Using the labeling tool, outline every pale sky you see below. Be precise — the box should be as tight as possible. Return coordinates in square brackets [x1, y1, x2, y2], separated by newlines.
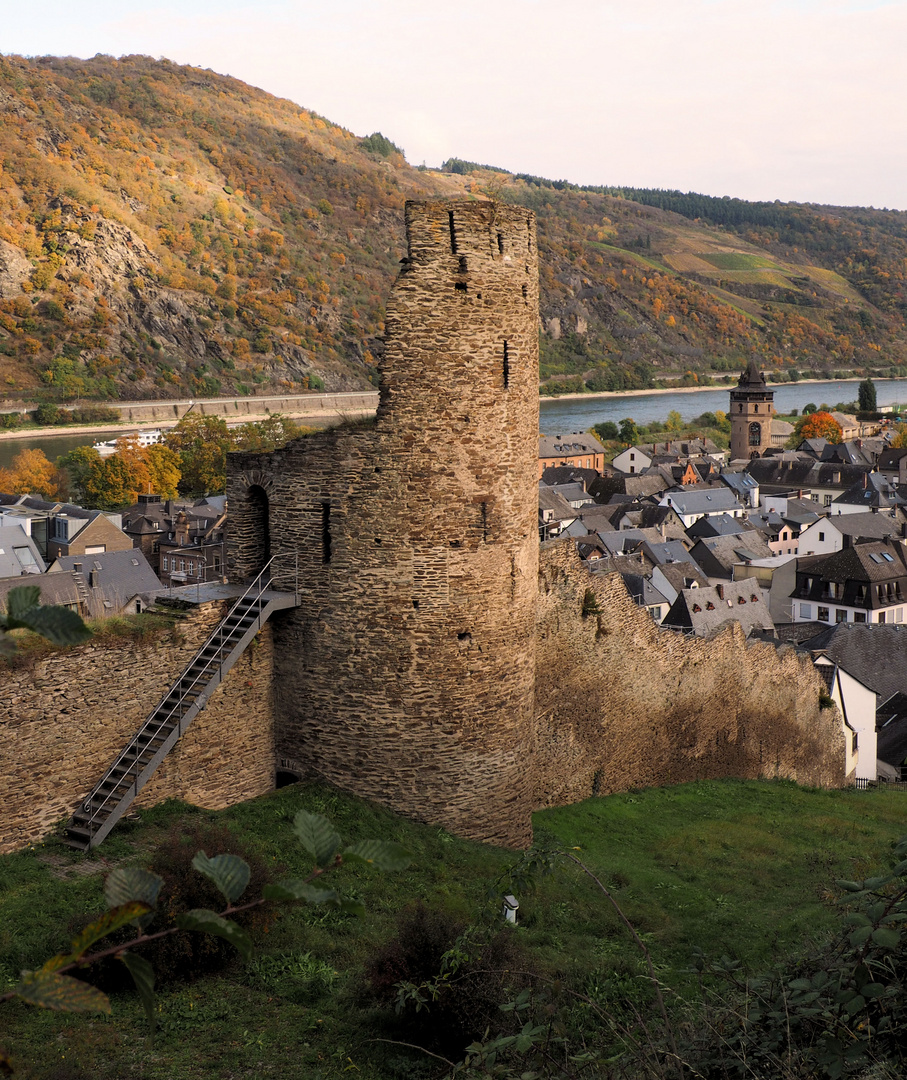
[4, 0, 906, 209]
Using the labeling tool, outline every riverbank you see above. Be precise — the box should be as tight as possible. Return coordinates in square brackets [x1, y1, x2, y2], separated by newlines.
[540, 374, 873, 406]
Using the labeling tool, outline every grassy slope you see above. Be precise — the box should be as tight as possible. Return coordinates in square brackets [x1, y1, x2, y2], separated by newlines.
[2, 779, 906, 1079]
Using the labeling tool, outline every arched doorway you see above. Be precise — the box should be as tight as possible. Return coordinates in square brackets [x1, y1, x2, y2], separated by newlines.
[246, 483, 270, 575]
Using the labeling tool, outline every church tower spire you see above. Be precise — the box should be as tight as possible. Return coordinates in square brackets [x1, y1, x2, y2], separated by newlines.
[729, 359, 774, 459]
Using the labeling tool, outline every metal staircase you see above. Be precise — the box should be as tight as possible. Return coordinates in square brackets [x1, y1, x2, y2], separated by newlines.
[65, 561, 299, 851]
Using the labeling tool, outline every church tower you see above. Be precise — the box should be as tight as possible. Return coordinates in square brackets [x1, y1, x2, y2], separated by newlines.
[729, 359, 774, 459]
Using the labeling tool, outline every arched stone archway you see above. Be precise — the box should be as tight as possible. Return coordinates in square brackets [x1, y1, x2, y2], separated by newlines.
[228, 471, 274, 581]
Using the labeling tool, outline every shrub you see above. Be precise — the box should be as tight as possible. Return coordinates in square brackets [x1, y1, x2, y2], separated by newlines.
[364, 902, 530, 1058]
[74, 819, 278, 992]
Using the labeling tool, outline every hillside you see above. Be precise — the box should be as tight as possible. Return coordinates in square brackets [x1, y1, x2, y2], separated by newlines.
[1, 54, 907, 403]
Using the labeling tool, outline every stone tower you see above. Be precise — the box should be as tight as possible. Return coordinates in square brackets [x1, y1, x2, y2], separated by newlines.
[729, 358, 775, 459]
[227, 200, 540, 847]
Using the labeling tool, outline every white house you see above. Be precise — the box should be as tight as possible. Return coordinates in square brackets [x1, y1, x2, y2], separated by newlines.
[814, 655, 878, 781]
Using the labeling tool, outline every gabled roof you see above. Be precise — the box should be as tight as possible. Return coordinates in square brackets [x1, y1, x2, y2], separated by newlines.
[686, 513, 751, 540]
[798, 541, 907, 586]
[539, 433, 606, 457]
[833, 473, 906, 510]
[802, 623, 907, 702]
[663, 580, 774, 637]
[821, 441, 873, 467]
[46, 548, 163, 616]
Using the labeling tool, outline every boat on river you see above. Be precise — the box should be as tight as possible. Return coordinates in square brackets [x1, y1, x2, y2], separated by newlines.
[92, 429, 163, 458]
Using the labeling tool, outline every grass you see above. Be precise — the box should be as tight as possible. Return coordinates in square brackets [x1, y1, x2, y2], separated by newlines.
[696, 253, 781, 271]
[1, 779, 906, 1078]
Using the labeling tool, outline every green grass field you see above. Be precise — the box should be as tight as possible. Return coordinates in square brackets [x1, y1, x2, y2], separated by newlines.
[1, 779, 906, 1079]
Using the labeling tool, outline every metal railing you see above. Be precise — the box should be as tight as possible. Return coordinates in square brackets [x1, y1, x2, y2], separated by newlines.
[852, 777, 907, 792]
[78, 553, 297, 835]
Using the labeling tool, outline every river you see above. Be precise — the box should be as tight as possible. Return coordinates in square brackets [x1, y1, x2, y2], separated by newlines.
[539, 378, 907, 433]
[2, 379, 906, 471]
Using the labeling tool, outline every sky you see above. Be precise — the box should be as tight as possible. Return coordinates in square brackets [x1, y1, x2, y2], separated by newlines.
[4, 0, 906, 209]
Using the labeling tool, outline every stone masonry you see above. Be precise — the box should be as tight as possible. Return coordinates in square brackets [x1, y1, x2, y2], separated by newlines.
[0, 601, 275, 854]
[1, 200, 846, 855]
[225, 200, 845, 847]
[228, 201, 540, 846]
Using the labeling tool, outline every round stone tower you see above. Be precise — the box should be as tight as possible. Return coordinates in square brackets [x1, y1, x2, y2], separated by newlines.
[729, 358, 775, 459]
[228, 200, 540, 847]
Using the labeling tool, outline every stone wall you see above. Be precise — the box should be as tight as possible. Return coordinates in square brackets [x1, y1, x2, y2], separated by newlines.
[228, 200, 541, 847]
[0, 601, 275, 854]
[533, 541, 846, 807]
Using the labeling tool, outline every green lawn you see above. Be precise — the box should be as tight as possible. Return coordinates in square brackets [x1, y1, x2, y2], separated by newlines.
[1, 779, 905, 1078]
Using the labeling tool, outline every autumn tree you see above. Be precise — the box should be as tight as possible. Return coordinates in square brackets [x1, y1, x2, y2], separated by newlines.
[82, 453, 148, 510]
[796, 411, 843, 444]
[231, 414, 303, 453]
[0, 448, 59, 498]
[619, 418, 640, 445]
[164, 414, 232, 495]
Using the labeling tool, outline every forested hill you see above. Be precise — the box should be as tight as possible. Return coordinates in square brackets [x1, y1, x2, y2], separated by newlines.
[2, 54, 907, 404]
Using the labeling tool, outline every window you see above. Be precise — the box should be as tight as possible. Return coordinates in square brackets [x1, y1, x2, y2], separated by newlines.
[818, 607, 830, 622]
[879, 612, 887, 623]
[836, 609, 848, 623]
[84, 545, 106, 555]
[162, 557, 169, 570]
[800, 603, 812, 619]
[151, 540, 160, 554]
[748, 422, 762, 446]
[823, 495, 832, 507]
[818, 532, 825, 541]
[13, 547, 38, 572]
[854, 612, 867, 623]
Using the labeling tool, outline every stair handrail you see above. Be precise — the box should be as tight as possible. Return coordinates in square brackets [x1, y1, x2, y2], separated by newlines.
[79, 555, 287, 833]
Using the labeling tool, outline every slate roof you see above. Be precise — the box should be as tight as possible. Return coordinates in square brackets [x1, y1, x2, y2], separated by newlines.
[798, 541, 907, 588]
[833, 473, 906, 510]
[655, 560, 711, 595]
[801, 623, 907, 703]
[803, 512, 906, 544]
[662, 580, 774, 637]
[539, 433, 606, 458]
[746, 456, 873, 493]
[688, 532, 775, 578]
[686, 513, 752, 540]
[820, 441, 873, 467]
[619, 573, 670, 609]
[45, 548, 164, 617]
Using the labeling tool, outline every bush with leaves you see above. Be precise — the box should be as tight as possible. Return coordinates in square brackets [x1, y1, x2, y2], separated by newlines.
[0, 810, 410, 1073]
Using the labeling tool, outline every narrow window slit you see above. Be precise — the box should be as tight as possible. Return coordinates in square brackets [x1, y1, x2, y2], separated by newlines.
[503, 340, 510, 389]
[480, 501, 488, 542]
[448, 210, 458, 254]
[321, 501, 332, 564]
[497, 231, 504, 254]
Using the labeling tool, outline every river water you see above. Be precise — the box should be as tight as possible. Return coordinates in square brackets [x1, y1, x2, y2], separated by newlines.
[539, 378, 907, 433]
[2, 379, 906, 472]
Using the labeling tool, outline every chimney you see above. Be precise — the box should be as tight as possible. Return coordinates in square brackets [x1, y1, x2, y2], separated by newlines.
[716, 584, 724, 599]
[72, 562, 82, 574]
[89, 570, 99, 587]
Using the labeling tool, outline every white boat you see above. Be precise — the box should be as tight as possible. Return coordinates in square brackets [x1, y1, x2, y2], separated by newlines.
[92, 429, 164, 457]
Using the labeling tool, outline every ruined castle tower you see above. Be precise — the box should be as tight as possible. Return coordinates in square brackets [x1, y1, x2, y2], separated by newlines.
[227, 201, 540, 846]
[730, 358, 775, 459]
